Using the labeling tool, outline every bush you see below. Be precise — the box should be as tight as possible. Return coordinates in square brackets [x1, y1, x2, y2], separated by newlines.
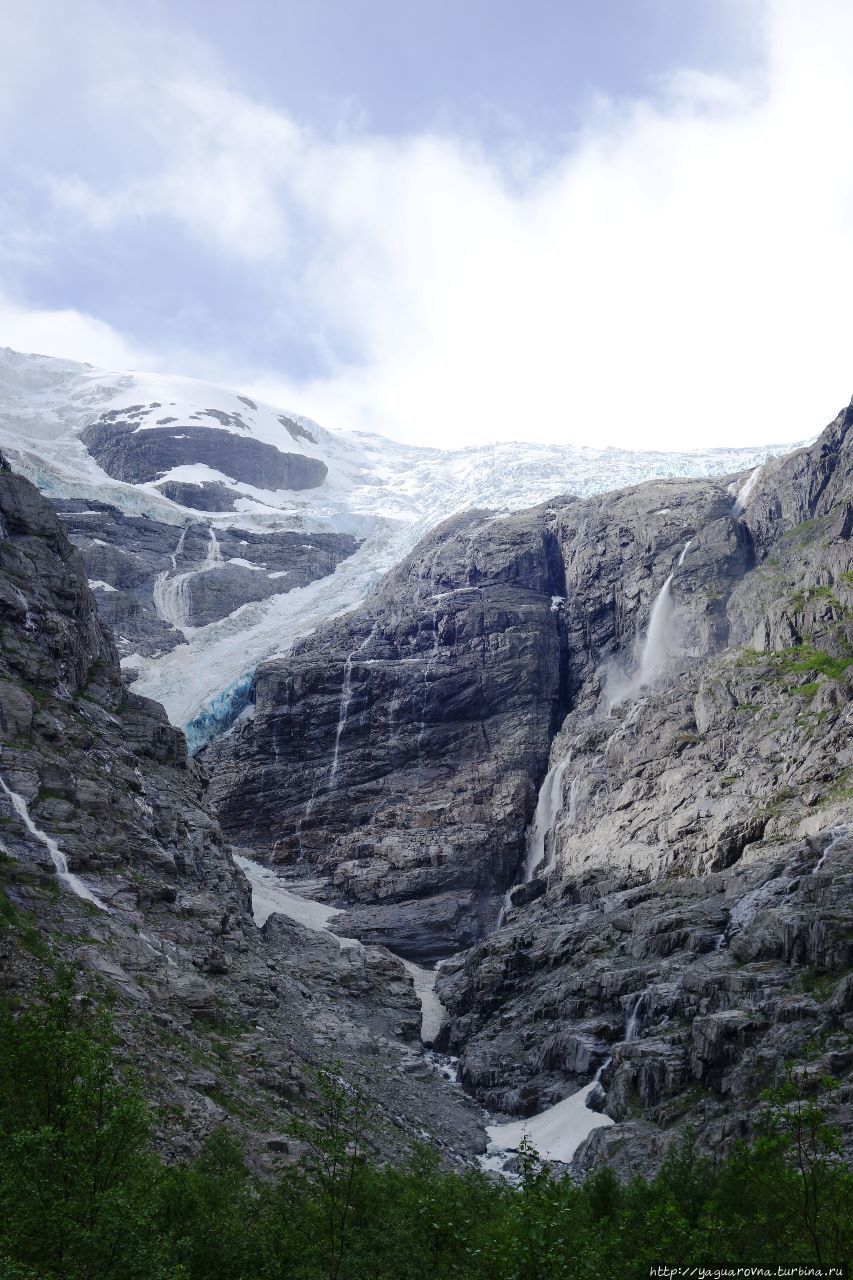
[0, 977, 850, 1279]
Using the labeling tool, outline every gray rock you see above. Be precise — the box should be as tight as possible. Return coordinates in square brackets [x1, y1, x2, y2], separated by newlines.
[80, 418, 327, 489]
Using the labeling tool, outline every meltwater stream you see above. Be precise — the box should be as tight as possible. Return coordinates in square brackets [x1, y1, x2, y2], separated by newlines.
[235, 855, 449, 1048]
[522, 752, 573, 883]
[152, 524, 226, 631]
[0, 774, 110, 911]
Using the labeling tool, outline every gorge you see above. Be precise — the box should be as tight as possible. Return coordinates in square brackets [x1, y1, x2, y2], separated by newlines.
[0, 348, 851, 1192]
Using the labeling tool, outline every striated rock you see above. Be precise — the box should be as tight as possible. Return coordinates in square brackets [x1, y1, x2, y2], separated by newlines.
[54, 500, 359, 659]
[0, 458, 487, 1169]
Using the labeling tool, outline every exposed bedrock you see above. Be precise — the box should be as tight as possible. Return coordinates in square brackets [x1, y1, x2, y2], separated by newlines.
[205, 472, 757, 959]
[203, 404, 853, 1172]
[80, 419, 328, 489]
[54, 500, 359, 655]
[434, 408, 853, 1175]
[0, 453, 487, 1169]
[155, 480, 241, 511]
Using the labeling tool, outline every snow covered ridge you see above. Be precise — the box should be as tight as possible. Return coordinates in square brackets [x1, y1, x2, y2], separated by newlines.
[0, 346, 806, 746]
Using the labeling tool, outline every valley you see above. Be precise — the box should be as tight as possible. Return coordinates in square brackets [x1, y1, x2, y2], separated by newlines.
[0, 347, 850, 1193]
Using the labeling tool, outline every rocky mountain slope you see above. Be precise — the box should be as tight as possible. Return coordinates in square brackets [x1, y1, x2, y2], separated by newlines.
[0, 347, 793, 751]
[0, 454, 486, 1168]
[2, 344, 850, 1182]
[206, 402, 853, 1174]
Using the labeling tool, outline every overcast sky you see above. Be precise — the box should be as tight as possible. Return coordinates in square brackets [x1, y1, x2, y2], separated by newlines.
[1, 0, 851, 450]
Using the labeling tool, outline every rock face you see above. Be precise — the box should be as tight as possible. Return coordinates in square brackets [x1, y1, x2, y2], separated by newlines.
[206, 402, 853, 1172]
[206, 471, 756, 958]
[435, 407, 853, 1174]
[80, 418, 327, 489]
[54, 500, 359, 659]
[206, 507, 572, 959]
[0, 455, 486, 1169]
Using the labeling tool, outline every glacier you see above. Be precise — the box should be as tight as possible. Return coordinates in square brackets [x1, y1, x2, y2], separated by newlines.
[0, 345, 809, 746]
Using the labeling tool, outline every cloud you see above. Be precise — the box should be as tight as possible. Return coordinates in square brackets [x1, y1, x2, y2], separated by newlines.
[0, 292, 152, 369]
[7, 0, 853, 448]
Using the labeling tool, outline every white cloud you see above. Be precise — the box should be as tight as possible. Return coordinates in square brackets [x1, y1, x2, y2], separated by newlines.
[0, 293, 152, 369]
[14, 0, 853, 448]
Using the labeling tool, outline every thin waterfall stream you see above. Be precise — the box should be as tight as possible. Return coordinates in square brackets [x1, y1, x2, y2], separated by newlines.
[0, 773, 110, 911]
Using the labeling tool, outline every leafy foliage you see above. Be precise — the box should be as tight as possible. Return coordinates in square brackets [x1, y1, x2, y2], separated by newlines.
[0, 978, 850, 1279]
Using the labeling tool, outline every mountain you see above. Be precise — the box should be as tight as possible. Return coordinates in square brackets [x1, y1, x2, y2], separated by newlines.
[0, 452, 486, 1167]
[1, 343, 850, 1185]
[0, 347, 798, 751]
[204, 399, 853, 1175]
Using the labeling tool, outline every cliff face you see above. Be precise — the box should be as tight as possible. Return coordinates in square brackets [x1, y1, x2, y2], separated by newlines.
[54, 499, 359, 659]
[206, 403, 853, 1172]
[205, 469, 758, 959]
[438, 408, 853, 1175]
[0, 457, 486, 1168]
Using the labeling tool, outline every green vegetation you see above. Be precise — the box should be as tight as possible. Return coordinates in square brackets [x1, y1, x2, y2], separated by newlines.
[789, 585, 840, 612]
[0, 975, 851, 1279]
[780, 516, 832, 545]
[739, 640, 853, 685]
[798, 968, 851, 1002]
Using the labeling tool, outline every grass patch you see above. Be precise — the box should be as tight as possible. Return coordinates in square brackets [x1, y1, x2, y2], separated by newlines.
[780, 515, 831, 544]
[790, 585, 840, 612]
[798, 967, 852, 1002]
[759, 641, 853, 685]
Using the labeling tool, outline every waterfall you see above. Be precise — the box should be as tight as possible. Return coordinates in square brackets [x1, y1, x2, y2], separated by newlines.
[523, 753, 573, 882]
[495, 886, 514, 930]
[731, 464, 762, 516]
[328, 625, 378, 792]
[152, 568, 194, 629]
[624, 988, 650, 1042]
[0, 775, 110, 911]
[153, 524, 222, 630]
[169, 524, 189, 570]
[812, 826, 849, 874]
[417, 610, 440, 756]
[635, 537, 692, 687]
[328, 657, 355, 791]
[607, 537, 692, 706]
[635, 572, 675, 687]
[204, 527, 223, 568]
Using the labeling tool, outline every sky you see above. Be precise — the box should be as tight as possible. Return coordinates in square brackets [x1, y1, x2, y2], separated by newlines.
[0, 0, 852, 450]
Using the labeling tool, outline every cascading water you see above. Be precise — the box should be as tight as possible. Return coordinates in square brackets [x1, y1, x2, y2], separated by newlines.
[169, 524, 188, 570]
[0, 774, 110, 911]
[607, 537, 692, 706]
[328, 657, 356, 791]
[731, 464, 762, 516]
[812, 826, 849, 874]
[153, 523, 224, 630]
[624, 988, 651, 1042]
[153, 568, 194, 629]
[523, 753, 573, 882]
[417, 610, 441, 757]
[328, 625, 378, 792]
[636, 573, 675, 687]
[204, 527, 223, 567]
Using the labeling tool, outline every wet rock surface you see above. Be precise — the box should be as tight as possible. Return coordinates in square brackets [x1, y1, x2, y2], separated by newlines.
[0, 457, 485, 1169]
[3, 392, 853, 1182]
[206, 470, 757, 957]
[54, 499, 359, 655]
[206, 402, 853, 1173]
